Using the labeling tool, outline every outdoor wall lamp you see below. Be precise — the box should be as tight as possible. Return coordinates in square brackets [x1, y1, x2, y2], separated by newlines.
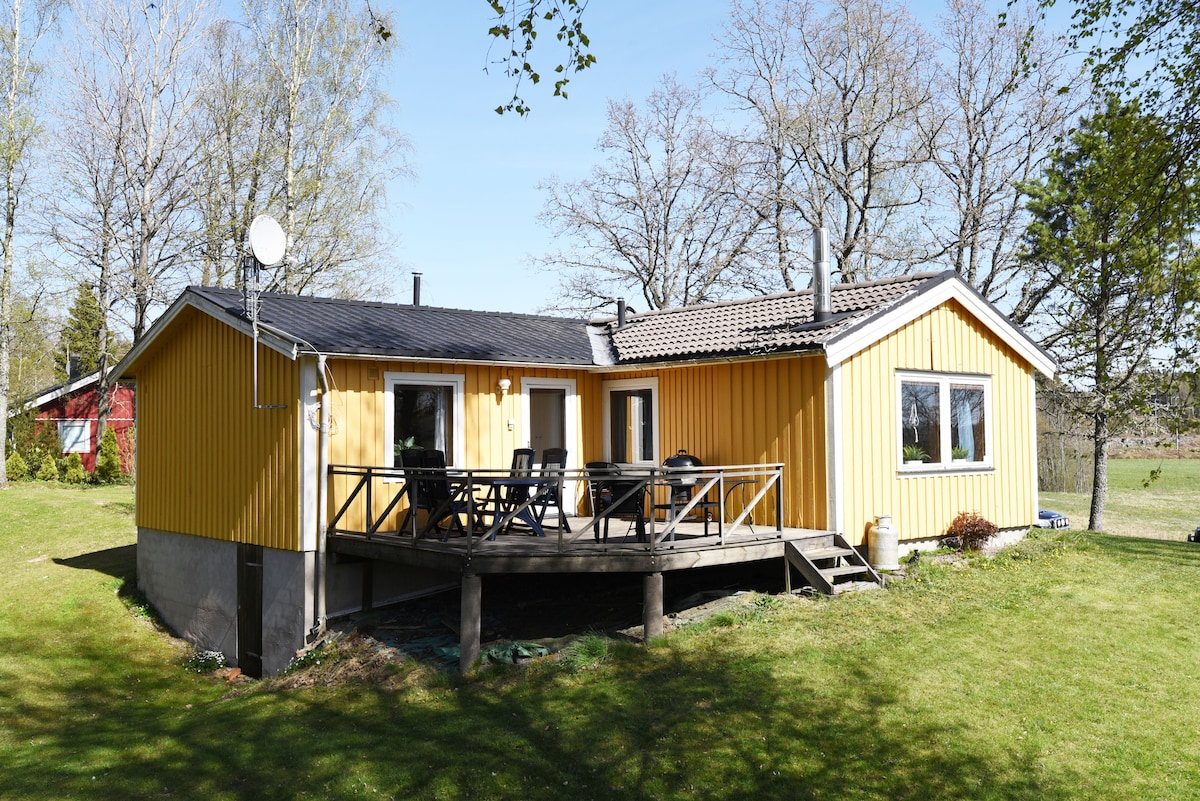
[496, 378, 512, 397]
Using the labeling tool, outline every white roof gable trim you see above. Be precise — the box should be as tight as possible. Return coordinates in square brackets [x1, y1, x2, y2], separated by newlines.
[823, 275, 1056, 378]
[114, 291, 299, 380]
[28, 371, 102, 409]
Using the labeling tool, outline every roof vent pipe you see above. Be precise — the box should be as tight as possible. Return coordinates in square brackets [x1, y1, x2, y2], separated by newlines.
[812, 227, 832, 323]
[412, 272, 422, 306]
[617, 297, 627, 329]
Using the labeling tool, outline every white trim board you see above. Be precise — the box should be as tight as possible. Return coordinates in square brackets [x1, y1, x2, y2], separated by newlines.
[824, 276, 1056, 379]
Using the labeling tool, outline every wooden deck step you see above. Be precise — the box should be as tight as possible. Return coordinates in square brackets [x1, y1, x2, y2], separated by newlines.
[822, 564, 872, 579]
[784, 535, 885, 596]
[805, 546, 858, 561]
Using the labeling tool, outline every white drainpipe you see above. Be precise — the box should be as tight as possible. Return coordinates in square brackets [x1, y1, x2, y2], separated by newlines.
[311, 354, 330, 640]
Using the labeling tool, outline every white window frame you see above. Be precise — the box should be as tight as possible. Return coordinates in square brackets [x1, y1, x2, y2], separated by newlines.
[59, 420, 91, 454]
[602, 377, 659, 466]
[384, 372, 466, 469]
[896, 371, 992, 473]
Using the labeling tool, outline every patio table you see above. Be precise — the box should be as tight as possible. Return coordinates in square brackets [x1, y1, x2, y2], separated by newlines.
[474, 476, 554, 538]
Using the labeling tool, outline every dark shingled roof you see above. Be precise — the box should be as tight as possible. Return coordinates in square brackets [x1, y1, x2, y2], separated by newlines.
[599, 272, 942, 363]
[186, 286, 596, 365]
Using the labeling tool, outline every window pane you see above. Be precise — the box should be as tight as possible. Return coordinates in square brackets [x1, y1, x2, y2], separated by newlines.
[611, 388, 653, 463]
[394, 385, 452, 464]
[950, 385, 986, 461]
[59, 421, 90, 453]
[900, 382, 940, 462]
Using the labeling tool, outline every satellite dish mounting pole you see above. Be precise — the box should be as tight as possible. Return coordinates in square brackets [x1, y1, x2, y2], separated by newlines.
[246, 215, 288, 410]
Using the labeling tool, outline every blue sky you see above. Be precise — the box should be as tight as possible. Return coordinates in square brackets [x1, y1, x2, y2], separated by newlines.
[386, 2, 731, 313]
[384, 1, 1075, 315]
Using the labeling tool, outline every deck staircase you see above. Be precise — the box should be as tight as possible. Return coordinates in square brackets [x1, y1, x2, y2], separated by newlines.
[784, 534, 885, 595]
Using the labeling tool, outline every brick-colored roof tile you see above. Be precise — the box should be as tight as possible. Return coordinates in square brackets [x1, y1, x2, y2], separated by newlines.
[602, 273, 939, 363]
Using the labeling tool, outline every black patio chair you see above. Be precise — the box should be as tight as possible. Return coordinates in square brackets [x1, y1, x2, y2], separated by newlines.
[401, 448, 471, 539]
[496, 448, 536, 534]
[585, 461, 647, 543]
[532, 447, 571, 532]
[397, 447, 426, 534]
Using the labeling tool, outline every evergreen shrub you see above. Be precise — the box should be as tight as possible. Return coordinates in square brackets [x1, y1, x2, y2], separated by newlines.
[63, 453, 88, 484]
[36, 455, 60, 482]
[95, 427, 122, 483]
[5, 451, 28, 481]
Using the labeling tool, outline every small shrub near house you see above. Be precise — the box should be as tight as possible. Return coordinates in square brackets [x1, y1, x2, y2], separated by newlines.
[5, 451, 28, 481]
[63, 453, 88, 484]
[945, 511, 998, 551]
[94, 427, 122, 483]
[36, 455, 60, 482]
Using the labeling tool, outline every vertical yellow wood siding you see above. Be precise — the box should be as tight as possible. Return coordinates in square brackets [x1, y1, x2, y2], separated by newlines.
[326, 358, 828, 531]
[134, 308, 302, 550]
[839, 300, 1037, 545]
[601, 356, 829, 529]
[327, 361, 601, 529]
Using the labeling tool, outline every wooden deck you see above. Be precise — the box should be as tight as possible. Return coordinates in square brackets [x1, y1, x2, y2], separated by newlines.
[324, 462, 862, 674]
[328, 519, 838, 575]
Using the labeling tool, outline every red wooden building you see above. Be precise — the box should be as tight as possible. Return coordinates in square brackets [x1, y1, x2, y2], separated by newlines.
[25, 372, 136, 473]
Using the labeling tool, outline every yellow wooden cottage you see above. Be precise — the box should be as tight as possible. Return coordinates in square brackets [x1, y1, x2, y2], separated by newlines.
[114, 269, 1054, 675]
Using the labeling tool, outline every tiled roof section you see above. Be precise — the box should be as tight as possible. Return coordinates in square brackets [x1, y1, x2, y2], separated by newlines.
[187, 286, 596, 365]
[602, 273, 942, 363]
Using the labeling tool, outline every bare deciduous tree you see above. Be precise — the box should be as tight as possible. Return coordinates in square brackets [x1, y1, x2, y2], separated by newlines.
[0, 0, 58, 487]
[709, 0, 935, 286]
[241, 0, 405, 297]
[708, 0, 809, 293]
[538, 75, 760, 313]
[191, 18, 278, 288]
[65, 0, 211, 342]
[920, 0, 1083, 315]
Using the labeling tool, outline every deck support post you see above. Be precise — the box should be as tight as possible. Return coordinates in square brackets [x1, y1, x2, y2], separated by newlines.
[643, 571, 664, 640]
[459, 572, 482, 674]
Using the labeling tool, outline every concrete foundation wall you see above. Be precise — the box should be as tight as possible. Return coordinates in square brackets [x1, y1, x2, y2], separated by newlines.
[261, 548, 315, 675]
[138, 528, 314, 675]
[137, 528, 239, 659]
[138, 528, 457, 675]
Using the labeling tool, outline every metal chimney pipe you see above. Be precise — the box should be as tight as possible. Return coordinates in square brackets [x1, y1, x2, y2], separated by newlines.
[812, 227, 832, 323]
[412, 272, 422, 306]
[617, 298, 627, 329]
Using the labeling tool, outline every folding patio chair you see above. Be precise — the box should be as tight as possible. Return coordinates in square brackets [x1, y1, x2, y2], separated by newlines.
[585, 461, 647, 543]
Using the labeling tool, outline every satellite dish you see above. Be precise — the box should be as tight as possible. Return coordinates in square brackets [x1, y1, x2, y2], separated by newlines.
[248, 215, 286, 267]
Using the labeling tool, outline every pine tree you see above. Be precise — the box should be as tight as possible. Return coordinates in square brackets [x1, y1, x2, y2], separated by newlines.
[53, 283, 107, 381]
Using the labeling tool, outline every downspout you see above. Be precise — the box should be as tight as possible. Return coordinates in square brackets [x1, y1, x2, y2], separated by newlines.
[311, 354, 330, 641]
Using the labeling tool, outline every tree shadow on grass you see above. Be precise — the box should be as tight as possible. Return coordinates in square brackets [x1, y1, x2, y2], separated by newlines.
[0, 614, 1079, 801]
[1086, 533, 1200, 571]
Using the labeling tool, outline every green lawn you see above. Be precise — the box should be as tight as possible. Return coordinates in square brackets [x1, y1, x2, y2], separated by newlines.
[2, 472, 1200, 800]
[1040, 457, 1200, 539]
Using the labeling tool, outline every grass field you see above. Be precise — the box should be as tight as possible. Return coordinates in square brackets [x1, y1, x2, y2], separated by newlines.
[2, 467, 1199, 800]
[1040, 458, 1200, 539]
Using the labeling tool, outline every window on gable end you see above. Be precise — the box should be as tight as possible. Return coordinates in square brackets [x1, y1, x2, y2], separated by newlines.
[898, 372, 991, 471]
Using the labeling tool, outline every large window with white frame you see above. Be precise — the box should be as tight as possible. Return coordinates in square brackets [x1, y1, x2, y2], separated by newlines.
[384, 372, 465, 467]
[603, 377, 658, 465]
[897, 372, 990, 470]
